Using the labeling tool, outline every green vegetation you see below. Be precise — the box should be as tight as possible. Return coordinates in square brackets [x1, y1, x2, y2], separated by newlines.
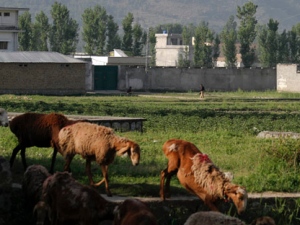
[1, 91, 300, 224]
[1, 91, 300, 194]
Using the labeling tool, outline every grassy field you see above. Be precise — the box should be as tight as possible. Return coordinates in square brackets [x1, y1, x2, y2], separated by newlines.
[1, 91, 300, 224]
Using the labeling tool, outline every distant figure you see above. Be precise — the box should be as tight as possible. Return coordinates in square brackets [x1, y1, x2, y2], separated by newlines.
[127, 86, 132, 95]
[199, 84, 205, 99]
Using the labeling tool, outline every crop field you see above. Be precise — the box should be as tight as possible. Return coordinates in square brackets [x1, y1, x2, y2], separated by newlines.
[1, 91, 300, 224]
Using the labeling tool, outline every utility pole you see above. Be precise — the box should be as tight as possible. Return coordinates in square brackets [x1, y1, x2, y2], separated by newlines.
[145, 28, 149, 73]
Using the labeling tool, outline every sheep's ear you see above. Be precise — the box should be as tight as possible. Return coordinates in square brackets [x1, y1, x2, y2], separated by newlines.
[117, 146, 129, 156]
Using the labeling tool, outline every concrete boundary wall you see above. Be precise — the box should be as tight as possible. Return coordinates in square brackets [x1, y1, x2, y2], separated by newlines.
[119, 67, 276, 92]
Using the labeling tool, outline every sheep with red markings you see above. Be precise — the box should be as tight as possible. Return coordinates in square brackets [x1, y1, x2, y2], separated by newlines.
[9, 112, 86, 173]
[184, 211, 245, 225]
[41, 171, 114, 225]
[58, 122, 140, 196]
[113, 198, 158, 225]
[160, 139, 247, 215]
[0, 108, 9, 127]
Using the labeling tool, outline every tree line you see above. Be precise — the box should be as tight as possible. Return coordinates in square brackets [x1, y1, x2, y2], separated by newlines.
[18, 1, 300, 68]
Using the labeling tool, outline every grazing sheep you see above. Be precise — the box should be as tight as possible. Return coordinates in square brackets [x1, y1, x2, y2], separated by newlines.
[22, 165, 51, 209]
[160, 139, 247, 215]
[113, 199, 158, 225]
[0, 108, 9, 127]
[250, 216, 276, 225]
[184, 211, 246, 225]
[58, 122, 140, 196]
[9, 112, 86, 173]
[41, 171, 114, 225]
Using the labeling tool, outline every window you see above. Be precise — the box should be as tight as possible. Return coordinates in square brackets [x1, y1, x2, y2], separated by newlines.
[0, 42, 8, 50]
[4, 12, 10, 17]
[297, 65, 300, 73]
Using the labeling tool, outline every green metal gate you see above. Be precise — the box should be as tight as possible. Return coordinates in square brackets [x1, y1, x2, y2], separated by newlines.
[94, 66, 118, 90]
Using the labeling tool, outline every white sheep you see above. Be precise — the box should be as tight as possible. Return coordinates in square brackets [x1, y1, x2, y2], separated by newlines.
[0, 108, 9, 127]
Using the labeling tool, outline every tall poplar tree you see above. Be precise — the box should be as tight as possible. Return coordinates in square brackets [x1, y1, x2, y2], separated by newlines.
[49, 2, 79, 54]
[221, 15, 237, 67]
[82, 5, 107, 55]
[18, 11, 32, 51]
[32, 11, 50, 51]
[258, 19, 279, 67]
[106, 15, 121, 53]
[237, 2, 257, 67]
[193, 22, 213, 67]
[132, 23, 145, 56]
[122, 13, 134, 54]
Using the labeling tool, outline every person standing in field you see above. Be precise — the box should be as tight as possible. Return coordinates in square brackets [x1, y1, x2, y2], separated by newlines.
[199, 84, 205, 99]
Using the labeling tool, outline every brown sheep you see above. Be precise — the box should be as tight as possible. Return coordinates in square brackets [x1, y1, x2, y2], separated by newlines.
[41, 171, 114, 225]
[9, 112, 86, 173]
[0, 108, 9, 127]
[160, 139, 247, 215]
[113, 199, 158, 225]
[58, 122, 140, 196]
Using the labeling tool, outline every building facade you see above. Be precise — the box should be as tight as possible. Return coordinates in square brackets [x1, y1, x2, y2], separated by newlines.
[0, 7, 29, 51]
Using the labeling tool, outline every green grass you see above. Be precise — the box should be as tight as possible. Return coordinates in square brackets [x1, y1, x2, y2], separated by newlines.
[1, 91, 300, 196]
[1, 91, 300, 224]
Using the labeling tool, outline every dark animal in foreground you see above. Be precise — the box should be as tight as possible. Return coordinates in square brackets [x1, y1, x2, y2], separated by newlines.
[113, 198, 158, 225]
[22, 165, 51, 210]
[41, 171, 114, 225]
[184, 211, 245, 225]
[9, 112, 85, 173]
[251, 216, 276, 225]
[160, 139, 247, 215]
[0, 108, 9, 127]
[58, 122, 140, 196]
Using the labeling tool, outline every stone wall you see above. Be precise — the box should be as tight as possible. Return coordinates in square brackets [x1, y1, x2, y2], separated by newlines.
[119, 66, 277, 92]
[277, 64, 300, 92]
[0, 63, 86, 95]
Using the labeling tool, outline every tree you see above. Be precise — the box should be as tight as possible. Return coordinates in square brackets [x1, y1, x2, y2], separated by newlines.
[177, 25, 193, 67]
[277, 30, 290, 63]
[212, 34, 220, 67]
[122, 12, 134, 54]
[106, 15, 121, 53]
[31, 11, 50, 51]
[148, 28, 156, 67]
[18, 11, 32, 51]
[221, 15, 237, 67]
[49, 2, 79, 54]
[82, 5, 107, 55]
[193, 22, 213, 67]
[258, 19, 279, 67]
[289, 24, 300, 63]
[155, 23, 183, 34]
[237, 2, 258, 67]
[132, 23, 145, 56]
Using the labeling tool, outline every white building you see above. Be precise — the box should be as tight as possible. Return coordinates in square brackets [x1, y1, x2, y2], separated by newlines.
[155, 33, 189, 67]
[0, 7, 29, 51]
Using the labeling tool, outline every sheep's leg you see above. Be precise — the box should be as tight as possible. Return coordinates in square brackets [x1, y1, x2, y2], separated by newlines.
[49, 148, 58, 174]
[63, 154, 74, 172]
[94, 165, 112, 197]
[10, 145, 26, 169]
[160, 168, 177, 200]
